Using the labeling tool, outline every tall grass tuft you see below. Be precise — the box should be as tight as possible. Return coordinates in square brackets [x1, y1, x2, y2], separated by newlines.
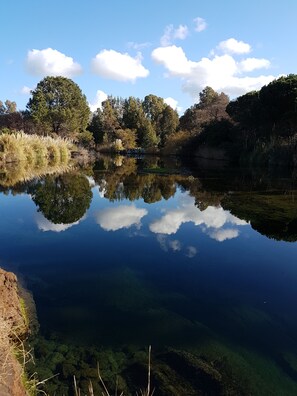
[0, 132, 74, 186]
[0, 131, 73, 166]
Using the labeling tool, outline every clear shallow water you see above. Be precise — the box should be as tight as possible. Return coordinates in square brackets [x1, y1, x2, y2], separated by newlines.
[1, 157, 297, 395]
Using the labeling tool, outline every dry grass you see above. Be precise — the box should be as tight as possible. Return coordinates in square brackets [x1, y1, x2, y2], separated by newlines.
[0, 314, 32, 395]
[0, 300, 53, 396]
[0, 131, 74, 166]
[0, 317, 12, 382]
[0, 132, 75, 187]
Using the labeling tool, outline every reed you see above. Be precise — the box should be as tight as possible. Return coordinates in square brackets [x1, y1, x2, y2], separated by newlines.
[0, 131, 75, 187]
[0, 131, 73, 166]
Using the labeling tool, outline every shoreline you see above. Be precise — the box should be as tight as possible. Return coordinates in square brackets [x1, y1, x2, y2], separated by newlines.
[0, 267, 36, 396]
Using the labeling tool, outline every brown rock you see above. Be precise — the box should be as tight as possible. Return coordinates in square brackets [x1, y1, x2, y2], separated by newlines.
[0, 268, 29, 396]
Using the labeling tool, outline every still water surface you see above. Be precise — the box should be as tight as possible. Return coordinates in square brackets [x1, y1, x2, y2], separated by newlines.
[1, 157, 297, 395]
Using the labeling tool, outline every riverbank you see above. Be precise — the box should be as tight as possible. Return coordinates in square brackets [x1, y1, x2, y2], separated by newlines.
[0, 268, 34, 396]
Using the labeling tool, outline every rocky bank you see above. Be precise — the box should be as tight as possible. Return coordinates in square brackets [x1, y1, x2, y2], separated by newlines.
[0, 268, 29, 396]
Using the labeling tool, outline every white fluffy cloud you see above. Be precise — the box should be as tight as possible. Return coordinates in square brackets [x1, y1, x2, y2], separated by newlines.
[36, 212, 81, 233]
[238, 58, 271, 72]
[149, 193, 246, 238]
[164, 97, 182, 113]
[152, 45, 194, 75]
[91, 50, 149, 82]
[160, 24, 189, 46]
[89, 90, 108, 112]
[26, 48, 82, 77]
[194, 17, 207, 32]
[96, 205, 148, 231]
[217, 38, 251, 54]
[152, 43, 276, 99]
[164, 97, 178, 109]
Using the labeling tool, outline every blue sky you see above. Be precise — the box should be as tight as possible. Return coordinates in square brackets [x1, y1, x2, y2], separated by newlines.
[1, 0, 296, 113]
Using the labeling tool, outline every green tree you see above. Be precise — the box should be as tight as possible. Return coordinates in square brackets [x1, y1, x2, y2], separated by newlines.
[27, 76, 90, 138]
[227, 75, 297, 142]
[142, 95, 179, 146]
[198, 86, 219, 109]
[88, 96, 125, 145]
[159, 105, 179, 146]
[259, 74, 297, 134]
[123, 97, 143, 130]
[88, 108, 104, 144]
[115, 128, 137, 149]
[226, 91, 260, 126]
[143, 94, 165, 127]
[123, 97, 158, 148]
[139, 118, 158, 148]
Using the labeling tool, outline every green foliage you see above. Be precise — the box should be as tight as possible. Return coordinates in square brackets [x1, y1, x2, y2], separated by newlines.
[179, 76, 297, 167]
[259, 74, 297, 129]
[88, 108, 104, 144]
[143, 94, 166, 122]
[75, 130, 95, 148]
[0, 127, 13, 135]
[142, 95, 179, 147]
[226, 91, 260, 126]
[123, 97, 144, 131]
[227, 74, 297, 140]
[115, 128, 137, 149]
[123, 97, 158, 148]
[27, 76, 90, 138]
[198, 86, 219, 108]
[89, 94, 178, 151]
[162, 130, 192, 156]
[159, 105, 179, 146]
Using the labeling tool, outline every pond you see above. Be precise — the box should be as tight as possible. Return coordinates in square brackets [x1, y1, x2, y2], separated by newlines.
[1, 156, 297, 395]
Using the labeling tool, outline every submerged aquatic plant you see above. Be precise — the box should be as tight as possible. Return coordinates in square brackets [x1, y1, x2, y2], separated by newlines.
[73, 346, 154, 396]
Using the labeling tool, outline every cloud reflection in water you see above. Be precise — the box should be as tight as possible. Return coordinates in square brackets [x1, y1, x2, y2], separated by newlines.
[96, 204, 148, 231]
[150, 193, 247, 242]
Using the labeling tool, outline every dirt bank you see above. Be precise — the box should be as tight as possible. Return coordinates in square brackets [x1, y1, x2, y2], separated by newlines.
[0, 268, 29, 396]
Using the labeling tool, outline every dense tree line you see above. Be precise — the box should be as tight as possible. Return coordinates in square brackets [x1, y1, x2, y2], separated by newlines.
[88, 93, 179, 150]
[181, 75, 297, 166]
[1, 74, 297, 165]
[0, 76, 179, 151]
